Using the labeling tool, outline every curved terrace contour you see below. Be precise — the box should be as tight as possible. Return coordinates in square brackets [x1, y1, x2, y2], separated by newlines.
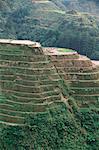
[0, 39, 99, 126]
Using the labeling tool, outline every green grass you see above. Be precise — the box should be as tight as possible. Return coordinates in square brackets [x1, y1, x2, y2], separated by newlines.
[58, 48, 75, 53]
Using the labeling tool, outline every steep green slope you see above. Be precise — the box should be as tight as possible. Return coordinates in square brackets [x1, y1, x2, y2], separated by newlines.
[0, 40, 99, 150]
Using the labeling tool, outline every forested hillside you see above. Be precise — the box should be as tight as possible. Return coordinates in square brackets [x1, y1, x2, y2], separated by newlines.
[0, 0, 99, 59]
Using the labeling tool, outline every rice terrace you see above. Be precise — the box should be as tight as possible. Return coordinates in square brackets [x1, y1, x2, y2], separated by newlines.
[0, 39, 98, 126]
[0, 0, 99, 149]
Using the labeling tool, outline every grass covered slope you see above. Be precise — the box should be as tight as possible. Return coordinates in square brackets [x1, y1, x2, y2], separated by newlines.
[0, 41, 99, 149]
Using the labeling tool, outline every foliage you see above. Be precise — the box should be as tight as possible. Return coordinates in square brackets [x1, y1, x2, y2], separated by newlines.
[0, 102, 99, 150]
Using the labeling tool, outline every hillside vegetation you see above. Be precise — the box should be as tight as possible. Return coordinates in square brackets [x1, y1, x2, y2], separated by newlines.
[0, 0, 99, 59]
[0, 41, 99, 150]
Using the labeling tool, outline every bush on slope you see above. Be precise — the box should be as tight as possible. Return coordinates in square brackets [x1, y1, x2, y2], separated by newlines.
[0, 101, 98, 150]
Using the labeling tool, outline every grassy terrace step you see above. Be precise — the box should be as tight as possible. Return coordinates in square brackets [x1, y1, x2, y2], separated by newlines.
[0, 78, 61, 85]
[0, 60, 52, 68]
[0, 102, 63, 125]
[59, 73, 99, 80]
[0, 67, 57, 75]
[75, 97, 99, 103]
[0, 55, 49, 62]
[0, 99, 62, 107]
[0, 79, 61, 89]
[59, 73, 99, 82]
[53, 61, 92, 68]
[0, 104, 13, 110]
[15, 83, 59, 90]
[0, 46, 24, 52]
[0, 49, 43, 56]
[0, 46, 42, 55]
[71, 87, 99, 89]
[0, 109, 27, 117]
[0, 108, 43, 118]
[0, 44, 33, 51]
[73, 94, 99, 97]
[0, 59, 50, 64]
[57, 66, 94, 70]
[2, 89, 60, 99]
[73, 89, 99, 95]
[0, 75, 59, 82]
[15, 79, 61, 86]
[1, 80, 60, 87]
[0, 101, 59, 112]
[60, 73, 99, 80]
[0, 75, 15, 80]
[0, 74, 60, 81]
[0, 54, 50, 63]
[0, 65, 56, 71]
[0, 47, 36, 53]
[0, 50, 23, 55]
[56, 67, 97, 73]
[58, 70, 99, 76]
[0, 73, 60, 81]
[49, 54, 79, 60]
[62, 79, 99, 83]
[0, 113, 24, 124]
[69, 79, 99, 83]
[2, 84, 59, 93]
[0, 69, 59, 76]
[0, 53, 49, 61]
[70, 80, 99, 87]
[0, 108, 51, 118]
[73, 95, 99, 101]
[58, 69, 99, 73]
[71, 87, 99, 94]
[1, 94, 61, 103]
[74, 95, 99, 102]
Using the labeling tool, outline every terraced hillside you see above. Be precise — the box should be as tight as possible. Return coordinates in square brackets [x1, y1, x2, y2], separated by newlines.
[44, 47, 99, 110]
[0, 40, 99, 149]
[0, 40, 62, 126]
[0, 41, 99, 126]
